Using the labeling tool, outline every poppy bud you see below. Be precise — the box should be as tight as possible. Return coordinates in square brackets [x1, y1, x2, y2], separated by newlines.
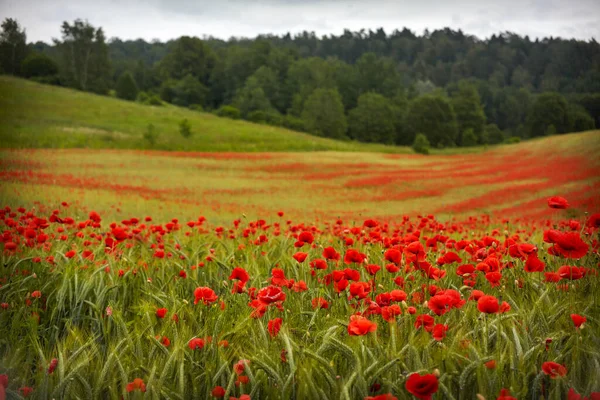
[433, 369, 440, 377]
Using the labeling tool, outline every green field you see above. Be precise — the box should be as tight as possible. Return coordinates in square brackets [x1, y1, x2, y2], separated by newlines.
[0, 76, 417, 153]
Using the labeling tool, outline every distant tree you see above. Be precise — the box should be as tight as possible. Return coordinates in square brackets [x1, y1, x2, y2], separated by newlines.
[527, 92, 570, 137]
[451, 82, 486, 144]
[20, 52, 58, 81]
[179, 119, 192, 138]
[461, 128, 478, 147]
[412, 133, 430, 155]
[570, 93, 600, 128]
[159, 36, 215, 84]
[251, 66, 284, 112]
[568, 105, 595, 133]
[161, 74, 208, 107]
[56, 19, 111, 93]
[482, 124, 504, 145]
[115, 71, 138, 101]
[216, 105, 241, 119]
[348, 92, 396, 143]
[301, 88, 347, 139]
[0, 18, 28, 75]
[233, 76, 273, 117]
[405, 94, 458, 147]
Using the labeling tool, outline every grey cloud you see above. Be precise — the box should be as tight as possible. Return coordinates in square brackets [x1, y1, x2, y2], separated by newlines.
[1, 0, 598, 43]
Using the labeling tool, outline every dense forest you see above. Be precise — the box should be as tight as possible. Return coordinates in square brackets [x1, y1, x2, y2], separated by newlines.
[2, 18, 599, 149]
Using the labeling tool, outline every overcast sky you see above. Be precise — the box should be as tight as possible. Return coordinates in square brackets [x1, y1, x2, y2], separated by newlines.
[2, 0, 599, 43]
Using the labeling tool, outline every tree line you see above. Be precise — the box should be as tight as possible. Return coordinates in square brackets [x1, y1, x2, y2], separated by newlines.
[1, 18, 599, 149]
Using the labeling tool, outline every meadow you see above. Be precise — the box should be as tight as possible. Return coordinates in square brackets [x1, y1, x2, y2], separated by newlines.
[1, 78, 600, 400]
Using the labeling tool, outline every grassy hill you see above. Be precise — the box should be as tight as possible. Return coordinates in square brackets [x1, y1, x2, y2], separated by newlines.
[0, 76, 412, 153]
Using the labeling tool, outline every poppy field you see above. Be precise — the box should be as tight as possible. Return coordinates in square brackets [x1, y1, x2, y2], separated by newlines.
[1, 131, 600, 400]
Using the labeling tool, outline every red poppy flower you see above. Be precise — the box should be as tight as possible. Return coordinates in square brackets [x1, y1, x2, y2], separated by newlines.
[229, 267, 250, 283]
[390, 289, 407, 302]
[365, 264, 381, 275]
[188, 337, 205, 350]
[19, 387, 34, 397]
[234, 359, 250, 375]
[212, 386, 226, 397]
[544, 272, 562, 282]
[268, 318, 283, 338]
[427, 294, 452, 316]
[365, 394, 398, 400]
[312, 297, 329, 309]
[542, 361, 567, 378]
[485, 360, 496, 369]
[384, 248, 402, 265]
[485, 271, 502, 287]
[310, 259, 328, 270]
[548, 196, 569, 209]
[258, 286, 286, 304]
[31, 291, 42, 299]
[156, 308, 167, 318]
[432, 324, 448, 341]
[293, 252, 308, 263]
[344, 249, 367, 264]
[587, 213, 600, 228]
[126, 378, 146, 393]
[496, 388, 518, 400]
[298, 231, 314, 244]
[381, 304, 402, 322]
[322, 246, 341, 261]
[47, 358, 58, 374]
[548, 232, 589, 259]
[270, 268, 289, 287]
[405, 372, 439, 400]
[347, 315, 377, 336]
[194, 287, 218, 305]
[571, 314, 586, 328]
[414, 314, 435, 332]
[477, 295, 499, 314]
[0, 374, 8, 388]
[558, 266, 586, 280]
[525, 253, 545, 273]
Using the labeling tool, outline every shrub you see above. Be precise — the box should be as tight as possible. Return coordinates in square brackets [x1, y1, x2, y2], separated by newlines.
[147, 95, 162, 106]
[21, 52, 58, 79]
[461, 128, 478, 147]
[216, 105, 241, 120]
[482, 124, 505, 145]
[179, 119, 192, 139]
[143, 123, 159, 146]
[247, 110, 268, 123]
[412, 133, 430, 155]
[189, 104, 204, 112]
[283, 115, 305, 132]
[136, 91, 149, 103]
[504, 136, 521, 144]
[116, 71, 139, 101]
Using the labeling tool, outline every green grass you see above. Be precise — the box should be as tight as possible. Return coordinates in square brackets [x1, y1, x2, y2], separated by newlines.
[0, 76, 412, 153]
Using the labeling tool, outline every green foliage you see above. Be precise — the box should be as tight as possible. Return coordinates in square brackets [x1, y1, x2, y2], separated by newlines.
[147, 95, 163, 106]
[282, 115, 305, 132]
[115, 71, 138, 101]
[348, 92, 396, 144]
[504, 136, 521, 144]
[160, 75, 208, 108]
[216, 105, 241, 120]
[234, 76, 273, 118]
[159, 36, 215, 84]
[56, 19, 111, 94]
[568, 105, 595, 133]
[451, 82, 486, 145]
[461, 128, 478, 147]
[20, 52, 58, 80]
[482, 124, 504, 145]
[405, 94, 458, 147]
[301, 88, 348, 139]
[527, 92, 571, 137]
[143, 123, 159, 146]
[179, 118, 192, 138]
[412, 133, 430, 154]
[0, 18, 28, 75]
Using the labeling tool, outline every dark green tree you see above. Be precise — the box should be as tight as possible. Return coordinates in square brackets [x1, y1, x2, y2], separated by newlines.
[527, 92, 571, 137]
[56, 19, 111, 93]
[348, 92, 396, 143]
[301, 88, 347, 139]
[115, 71, 138, 101]
[179, 119, 192, 138]
[412, 133, 430, 154]
[405, 94, 458, 147]
[160, 74, 208, 107]
[568, 105, 595, 132]
[159, 36, 215, 84]
[233, 76, 273, 118]
[0, 18, 28, 75]
[451, 82, 486, 144]
[482, 124, 504, 144]
[20, 52, 59, 81]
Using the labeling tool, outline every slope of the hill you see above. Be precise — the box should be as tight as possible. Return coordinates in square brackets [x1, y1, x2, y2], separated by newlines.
[0, 76, 411, 153]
